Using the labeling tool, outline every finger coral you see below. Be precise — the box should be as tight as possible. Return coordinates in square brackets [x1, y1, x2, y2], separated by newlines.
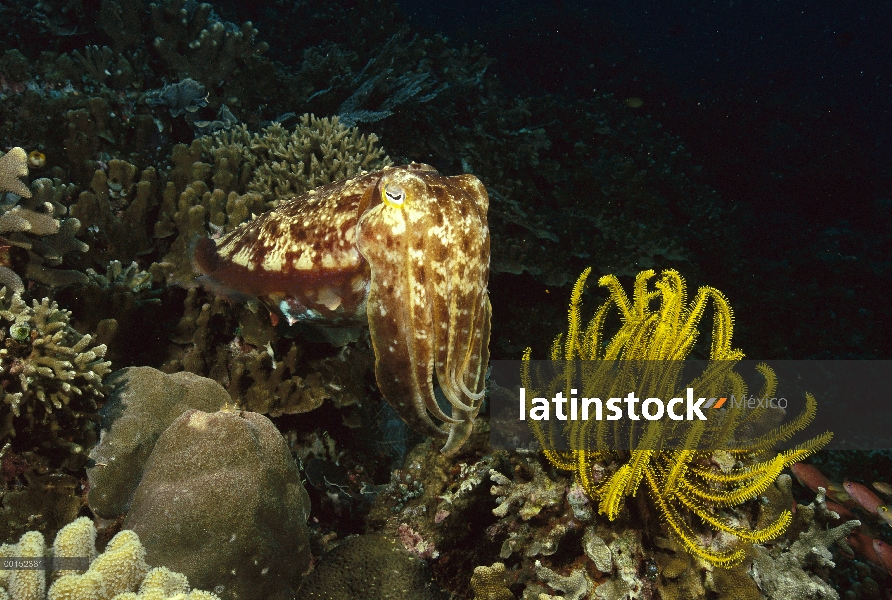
[0, 517, 221, 600]
[523, 268, 833, 567]
[0, 287, 111, 467]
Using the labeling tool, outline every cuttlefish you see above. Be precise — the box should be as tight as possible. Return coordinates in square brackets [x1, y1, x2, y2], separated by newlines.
[194, 163, 491, 454]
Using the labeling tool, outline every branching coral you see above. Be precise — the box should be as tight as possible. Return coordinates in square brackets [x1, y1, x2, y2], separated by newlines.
[70, 161, 160, 265]
[0, 149, 31, 199]
[522, 268, 833, 567]
[0, 152, 87, 291]
[0, 287, 111, 466]
[200, 113, 392, 204]
[0, 517, 221, 600]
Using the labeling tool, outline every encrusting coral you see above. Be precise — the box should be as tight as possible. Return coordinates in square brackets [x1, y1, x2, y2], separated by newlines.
[0, 517, 221, 600]
[0, 286, 111, 467]
[522, 268, 833, 567]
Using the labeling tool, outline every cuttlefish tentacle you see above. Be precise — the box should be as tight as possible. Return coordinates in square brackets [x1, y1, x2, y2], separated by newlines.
[194, 163, 491, 454]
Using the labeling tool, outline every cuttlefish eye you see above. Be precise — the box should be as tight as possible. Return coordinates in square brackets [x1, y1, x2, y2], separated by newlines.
[382, 183, 406, 208]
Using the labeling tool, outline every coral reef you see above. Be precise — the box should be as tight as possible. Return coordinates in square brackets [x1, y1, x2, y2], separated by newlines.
[122, 408, 311, 600]
[296, 533, 448, 599]
[0, 149, 30, 199]
[200, 114, 392, 204]
[470, 563, 515, 600]
[69, 162, 160, 266]
[0, 287, 111, 467]
[86, 367, 229, 518]
[752, 487, 861, 599]
[154, 113, 389, 285]
[523, 268, 832, 566]
[162, 287, 375, 417]
[0, 517, 220, 600]
[0, 451, 81, 546]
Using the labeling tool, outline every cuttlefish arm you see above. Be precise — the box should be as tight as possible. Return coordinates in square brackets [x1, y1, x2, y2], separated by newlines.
[357, 165, 491, 454]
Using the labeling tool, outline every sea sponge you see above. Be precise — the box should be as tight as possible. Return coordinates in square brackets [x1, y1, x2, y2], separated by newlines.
[122, 409, 311, 600]
[86, 367, 229, 518]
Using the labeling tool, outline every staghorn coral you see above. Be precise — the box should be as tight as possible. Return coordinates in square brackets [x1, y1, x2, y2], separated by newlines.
[523, 268, 833, 567]
[0, 287, 111, 467]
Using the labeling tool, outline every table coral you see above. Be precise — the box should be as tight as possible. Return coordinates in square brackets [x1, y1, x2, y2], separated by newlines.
[0, 287, 111, 467]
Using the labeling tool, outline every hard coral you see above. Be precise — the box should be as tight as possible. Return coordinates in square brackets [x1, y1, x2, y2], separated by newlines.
[0, 149, 30, 199]
[201, 114, 392, 204]
[0, 517, 220, 600]
[0, 287, 111, 467]
[471, 563, 515, 600]
[296, 534, 448, 600]
[122, 408, 311, 600]
[87, 367, 229, 519]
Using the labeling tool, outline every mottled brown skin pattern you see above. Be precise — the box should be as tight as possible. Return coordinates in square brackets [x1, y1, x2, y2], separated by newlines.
[194, 164, 491, 454]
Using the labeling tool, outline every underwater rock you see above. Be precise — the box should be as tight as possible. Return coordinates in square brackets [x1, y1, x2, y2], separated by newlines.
[296, 533, 448, 599]
[86, 367, 229, 519]
[122, 408, 311, 600]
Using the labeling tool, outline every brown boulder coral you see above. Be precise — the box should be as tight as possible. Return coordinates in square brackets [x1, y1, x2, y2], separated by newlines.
[123, 408, 311, 600]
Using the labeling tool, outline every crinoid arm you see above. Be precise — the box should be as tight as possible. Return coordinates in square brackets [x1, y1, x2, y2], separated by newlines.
[523, 268, 833, 568]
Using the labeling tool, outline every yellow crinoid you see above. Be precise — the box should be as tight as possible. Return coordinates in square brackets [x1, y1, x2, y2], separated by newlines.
[521, 268, 832, 567]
